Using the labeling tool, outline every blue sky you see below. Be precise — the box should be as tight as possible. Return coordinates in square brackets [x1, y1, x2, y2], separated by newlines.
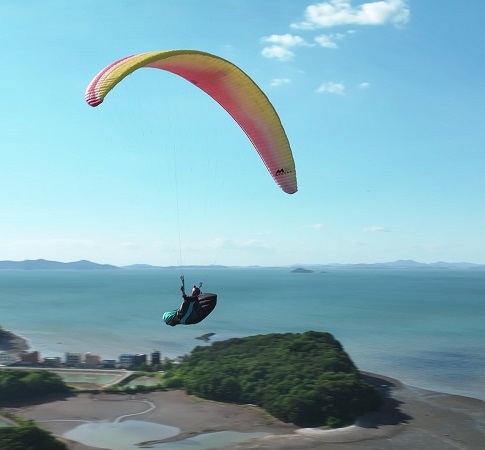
[1, 0, 484, 266]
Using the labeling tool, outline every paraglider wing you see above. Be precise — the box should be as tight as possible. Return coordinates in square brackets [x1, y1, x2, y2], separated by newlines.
[85, 50, 297, 194]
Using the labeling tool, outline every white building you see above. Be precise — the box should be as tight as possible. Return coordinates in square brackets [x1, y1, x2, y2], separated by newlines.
[65, 352, 82, 367]
[43, 356, 61, 367]
[84, 353, 101, 368]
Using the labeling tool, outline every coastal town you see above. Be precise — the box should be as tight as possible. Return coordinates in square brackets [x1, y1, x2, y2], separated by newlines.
[0, 326, 184, 371]
[0, 348, 166, 370]
[0, 326, 216, 371]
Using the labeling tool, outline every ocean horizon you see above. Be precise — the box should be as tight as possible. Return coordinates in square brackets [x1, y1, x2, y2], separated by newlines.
[1, 267, 484, 401]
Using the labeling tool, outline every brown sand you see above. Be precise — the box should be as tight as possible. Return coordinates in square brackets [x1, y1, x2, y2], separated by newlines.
[3, 372, 485, 450]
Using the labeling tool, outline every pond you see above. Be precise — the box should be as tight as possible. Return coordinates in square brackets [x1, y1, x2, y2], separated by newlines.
[55, 371, 123, 386]
[64, 420, 179, 450]
[151, 431, 268, 449]
[63, 421, 268, 450]
[126, 375, 161, 388]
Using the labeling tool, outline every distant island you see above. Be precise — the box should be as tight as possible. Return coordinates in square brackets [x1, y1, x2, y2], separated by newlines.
[195, 332, 216, 342]
[291, 267, 314, 273]
[0, 259, 483, 271]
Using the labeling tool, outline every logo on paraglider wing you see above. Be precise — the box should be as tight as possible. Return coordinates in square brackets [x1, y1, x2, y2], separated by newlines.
[275, 167, 292, 176]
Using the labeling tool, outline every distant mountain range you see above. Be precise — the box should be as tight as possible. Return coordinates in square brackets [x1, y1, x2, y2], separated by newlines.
[122, 264, 227, 270]
[0, 259, 483, 271]
[0, 259, 119, 270]
[304, 259, 485, 270]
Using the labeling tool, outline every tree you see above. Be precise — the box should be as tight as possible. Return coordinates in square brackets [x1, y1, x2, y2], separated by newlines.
[0, 370, 69, 402]
[0, 421, 67, 450]
[163, 331, 381, 427]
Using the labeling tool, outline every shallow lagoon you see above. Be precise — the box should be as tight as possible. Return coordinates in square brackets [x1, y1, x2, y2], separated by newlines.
[63, 420, 268, 450]
[151, 431, 269, 449]
[56, 371, 122, 386]
[126, 375, 162, 388]
[64, 420, 180, 450]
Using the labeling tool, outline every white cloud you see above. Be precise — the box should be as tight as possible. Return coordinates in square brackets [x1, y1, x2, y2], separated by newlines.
[316, 81, 346, 95]
[208, 238, 271, 251]
[6, 238, 101, 250]
[315, 29, 357, 48]
[358, 81, 371, 88]
[261, 45, 295, 61]
[270, 78, 291, 87]
[364, 226, 391, 232]
[261, 33, 310, 61]
[260, 1, 409, 68]
[262, 33, 309, 47]
[308, 223, 325, 229]
[315, 33, 340, 48]
[291, 0, 410, 29]
[0, 238, 106, 264]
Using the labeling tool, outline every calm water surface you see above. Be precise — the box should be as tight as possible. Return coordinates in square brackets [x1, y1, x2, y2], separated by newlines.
[1, 268, 484, 399]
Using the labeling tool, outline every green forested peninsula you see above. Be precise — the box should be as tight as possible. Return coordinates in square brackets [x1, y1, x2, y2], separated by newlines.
[164, 331, 381, 427]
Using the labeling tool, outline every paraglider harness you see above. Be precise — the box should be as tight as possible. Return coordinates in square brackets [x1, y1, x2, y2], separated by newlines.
[163, 276, 217, 326]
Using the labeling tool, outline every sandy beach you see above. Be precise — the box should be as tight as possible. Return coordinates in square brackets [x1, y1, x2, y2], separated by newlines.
[2, 371, 484, 450]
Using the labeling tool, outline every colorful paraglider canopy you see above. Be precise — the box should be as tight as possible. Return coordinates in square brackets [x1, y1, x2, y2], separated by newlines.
[85, 49, 297, 194]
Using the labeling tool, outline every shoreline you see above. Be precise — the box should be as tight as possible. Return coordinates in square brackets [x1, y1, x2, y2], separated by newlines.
[4, 372, 484, 450]
[1, 327, 484, 404]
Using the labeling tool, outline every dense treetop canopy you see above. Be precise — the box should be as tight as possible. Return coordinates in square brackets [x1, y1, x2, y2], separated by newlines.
[0, 370, 71, 449]
[164, 331, 381, 427]
[0, 369, 70, 402]
[0, 422, 67, 450]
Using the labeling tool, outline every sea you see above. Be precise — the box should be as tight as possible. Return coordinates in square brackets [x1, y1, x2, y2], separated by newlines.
[1, 267, 484, 401]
